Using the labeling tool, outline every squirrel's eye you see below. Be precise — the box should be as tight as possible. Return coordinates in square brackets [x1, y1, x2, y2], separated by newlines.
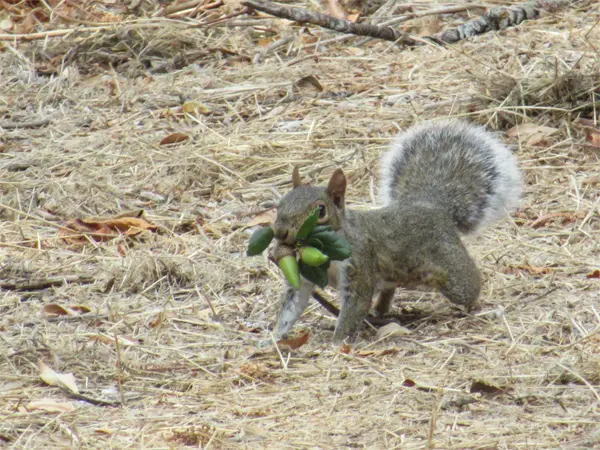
[318, 204, 327, 218]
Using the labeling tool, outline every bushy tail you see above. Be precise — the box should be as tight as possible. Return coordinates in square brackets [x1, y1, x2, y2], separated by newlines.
[380, 120, 522, 234]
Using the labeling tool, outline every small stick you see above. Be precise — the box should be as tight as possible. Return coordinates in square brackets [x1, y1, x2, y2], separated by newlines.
[113, 333, 126, 406]
[242, 0, 419, 45]
[0, 275, 94, 291]
[0, 118, 51, 129]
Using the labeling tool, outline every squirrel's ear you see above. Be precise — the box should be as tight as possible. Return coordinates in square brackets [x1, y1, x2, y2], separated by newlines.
[292, 166, 301, 189]
[327, 169, 346, 208]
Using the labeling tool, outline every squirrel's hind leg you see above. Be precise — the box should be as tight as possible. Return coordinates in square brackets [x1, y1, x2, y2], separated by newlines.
[435, 243, 482, 312]
[374, 286, 396, 317]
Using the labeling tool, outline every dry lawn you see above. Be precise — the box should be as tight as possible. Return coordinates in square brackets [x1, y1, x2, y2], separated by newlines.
[1, 1, 600, 448]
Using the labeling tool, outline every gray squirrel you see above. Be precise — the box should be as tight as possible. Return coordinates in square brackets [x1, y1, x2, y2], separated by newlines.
[270, 120, 523, 342]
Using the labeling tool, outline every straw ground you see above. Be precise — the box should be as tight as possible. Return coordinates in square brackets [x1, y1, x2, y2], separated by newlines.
[1, 1, 600, 448]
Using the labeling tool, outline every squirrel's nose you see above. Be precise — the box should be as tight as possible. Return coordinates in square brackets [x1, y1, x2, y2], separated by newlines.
[274, 228, 295, 245]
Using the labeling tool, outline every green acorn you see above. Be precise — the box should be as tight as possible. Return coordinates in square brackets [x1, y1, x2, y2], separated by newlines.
[299, 246, 329, 267]
[246, 226, 274, 256]
[278, 255, 301, 289]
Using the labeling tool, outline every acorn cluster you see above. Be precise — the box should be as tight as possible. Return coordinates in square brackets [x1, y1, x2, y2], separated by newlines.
[246, 207, 352, 288]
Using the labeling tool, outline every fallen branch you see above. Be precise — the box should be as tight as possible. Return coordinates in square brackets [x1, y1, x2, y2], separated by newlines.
[434, 2, 538, 44]
[242, 0, 571, 47]
[242, 0, 419, 45]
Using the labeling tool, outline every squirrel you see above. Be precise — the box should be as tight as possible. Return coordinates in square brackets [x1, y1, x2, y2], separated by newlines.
[271, 119, 523, 342]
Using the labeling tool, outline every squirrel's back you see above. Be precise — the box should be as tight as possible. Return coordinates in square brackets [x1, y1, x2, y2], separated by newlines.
[380, 120, 522, 234]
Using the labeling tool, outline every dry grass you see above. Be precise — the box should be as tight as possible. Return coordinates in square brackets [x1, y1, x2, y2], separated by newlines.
[1, 1, 600, 448]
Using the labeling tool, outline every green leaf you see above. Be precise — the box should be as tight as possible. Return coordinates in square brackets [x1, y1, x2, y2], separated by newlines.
[312, 231, 352, 261]
[310, 225, 333, 235]
[246, 226, 274, 256]
[304, 236, 324, 249]
[299, 260, 328, 288]
[296, 207, 320, 240]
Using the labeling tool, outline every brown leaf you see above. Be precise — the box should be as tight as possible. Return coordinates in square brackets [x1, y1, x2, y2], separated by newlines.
[402, 377, 438, 392]
[510, 265, 553, 276]
[340, 343, 352, 354]
[60, 215, 157, 244]
[42, 304, 73, 317]
[587, 131, 600, 148]
[42, 304, 90, 317]
[277, 330, 310, 350]
[38, 360, 79, 394]
[530, 211, 585, 229]
[587, 270, 600, 279]
[295, 75, 323, 93]
[506, 123, 558, 146]
[160, 133, 190, 145]
[247, 209, 277, 227]
[356, 346, 400, 357]
[238, 362, 270, 380]
[470, 379, 507, 397]
[26, 399, 76, 413]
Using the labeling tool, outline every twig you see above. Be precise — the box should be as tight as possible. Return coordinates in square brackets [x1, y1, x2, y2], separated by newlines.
[113, 332, 126, 406]
[242, 0, 419, 45]
[0, 21, 182, 42]
[253, 33, 295, 64]
[0, 118, 51, 129]
[61, 388, 122, 407]
[0, 275, 94, 291]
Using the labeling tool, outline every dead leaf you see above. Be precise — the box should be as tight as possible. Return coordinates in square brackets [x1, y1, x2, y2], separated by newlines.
[42, 304, 73, 317]
[277, 330, 310, 350]
[340, 343, 352, 354]
[470, 379, 507, 397]
[506, 265, 553, 276]
[587, 270, 600, 279]
[403, 377, 438, 392]
[530, 211, 585, 229]
[42, 304, 90, 317]
[356, 347, 399, 357]
[181, 101, 212, 117]
[376, 322, 411, 339]
[295, 75, 323, 93]
[60, 215, 157, 244]
[238, 362, 270, 380]
[587, 130, 600, 148]
[322, 0, 348, 19]
[38, 360, 79, 394]
[506, 123, 558, 146]
[69, 305, 91, 314]
[26, 399, 76, 413]
[403, 378, 416, 387]
[247, 209, 276, 227]
[0, 16, 13, 31]
[160, 133, 190, 146]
